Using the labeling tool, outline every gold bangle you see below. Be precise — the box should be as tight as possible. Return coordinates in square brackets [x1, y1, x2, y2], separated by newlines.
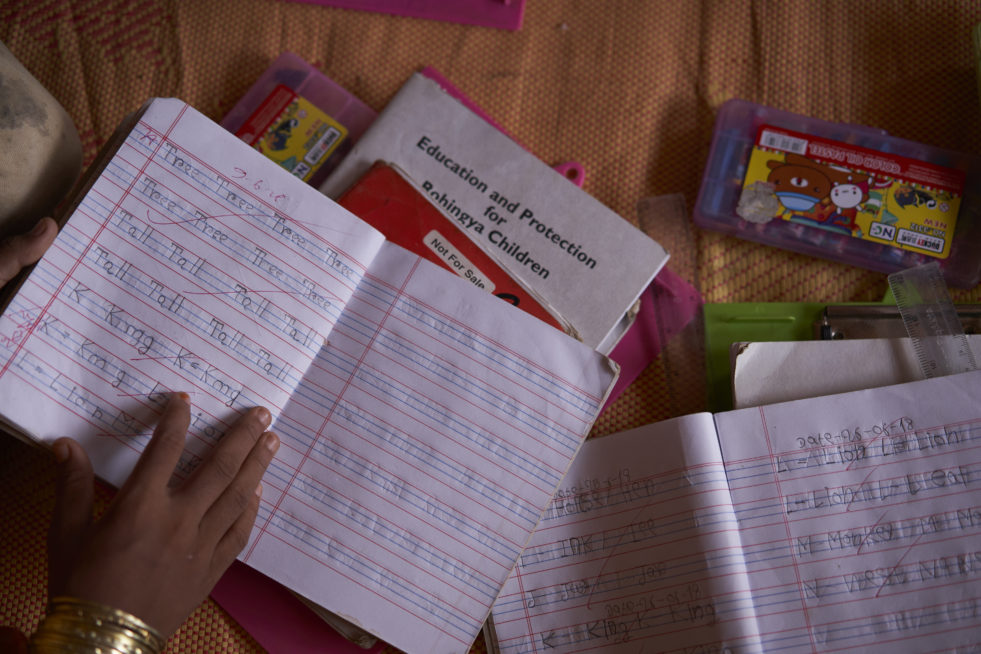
[29, 596, 166, 654]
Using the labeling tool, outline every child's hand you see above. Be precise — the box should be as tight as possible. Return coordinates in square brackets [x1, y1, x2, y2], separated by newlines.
[47, 393, 280, 635]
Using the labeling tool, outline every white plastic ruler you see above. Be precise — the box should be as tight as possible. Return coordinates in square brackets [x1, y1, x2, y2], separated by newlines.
[887, 261, 979, 378]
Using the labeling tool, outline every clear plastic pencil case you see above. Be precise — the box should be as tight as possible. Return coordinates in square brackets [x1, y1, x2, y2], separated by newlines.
[693, 99, 981, 288]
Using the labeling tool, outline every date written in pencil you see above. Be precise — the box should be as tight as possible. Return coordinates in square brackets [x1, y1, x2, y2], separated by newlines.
[794, 417, 914, 450]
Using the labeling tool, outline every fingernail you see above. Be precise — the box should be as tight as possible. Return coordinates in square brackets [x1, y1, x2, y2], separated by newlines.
[264, 431, 280, 453]
[29, 218, 49, 237]
[255, 407, 271, 428]
[52, 441, 70, 463]
[255, 483, 263, 498]
[174, 392, 190, 404]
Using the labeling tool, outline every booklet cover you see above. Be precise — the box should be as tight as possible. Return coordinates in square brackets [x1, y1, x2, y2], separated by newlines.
[321, 73, 669, 354]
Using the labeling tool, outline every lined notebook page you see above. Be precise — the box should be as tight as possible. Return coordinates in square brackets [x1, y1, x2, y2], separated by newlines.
[489, 372, 981, 653]
[0, 98, 385, 485]
[244, 241, 617, 652]
[715, 370, 981, 653]
[0, 98, 617, 653]
[489, 414, 762, 653]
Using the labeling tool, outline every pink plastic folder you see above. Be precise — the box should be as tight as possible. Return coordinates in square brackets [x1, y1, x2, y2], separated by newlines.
[285, 0, 526, 31]
[212, 562, 385, 653]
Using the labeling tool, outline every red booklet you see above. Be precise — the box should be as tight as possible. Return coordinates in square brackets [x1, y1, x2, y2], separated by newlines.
[336, 161, 568, 333]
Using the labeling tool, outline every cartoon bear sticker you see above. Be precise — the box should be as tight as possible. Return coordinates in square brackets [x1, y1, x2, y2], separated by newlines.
[764, 154, 869, 232]
[765, 153, 834, 212]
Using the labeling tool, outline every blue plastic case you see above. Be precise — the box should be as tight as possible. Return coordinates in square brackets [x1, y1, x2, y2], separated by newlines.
[694, 99, 981, 288]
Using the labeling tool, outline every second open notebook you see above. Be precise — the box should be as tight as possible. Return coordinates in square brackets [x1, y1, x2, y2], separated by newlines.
[0, 98, 618, 653]
[487, 369, 981, 653]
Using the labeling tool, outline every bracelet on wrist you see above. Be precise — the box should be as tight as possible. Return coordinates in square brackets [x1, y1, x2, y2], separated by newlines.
[29, 596, 166, 654]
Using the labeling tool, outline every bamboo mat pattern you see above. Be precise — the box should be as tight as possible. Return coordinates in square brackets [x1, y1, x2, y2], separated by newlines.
[2, 1, 980, 651]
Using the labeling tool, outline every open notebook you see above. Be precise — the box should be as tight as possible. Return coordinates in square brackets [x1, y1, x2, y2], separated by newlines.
[0, 98, 618, 653]
[487, 370, 981, 653]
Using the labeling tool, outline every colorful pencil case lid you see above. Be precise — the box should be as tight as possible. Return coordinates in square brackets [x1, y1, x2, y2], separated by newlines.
[693, 99, 981, 288]
[221, 52, 376, 187]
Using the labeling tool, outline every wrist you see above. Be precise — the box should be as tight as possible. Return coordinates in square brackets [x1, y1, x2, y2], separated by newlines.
[29, 596, 166, 654]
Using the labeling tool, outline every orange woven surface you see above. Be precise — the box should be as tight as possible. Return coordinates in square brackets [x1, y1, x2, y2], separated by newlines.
[2, 1, 981, 652]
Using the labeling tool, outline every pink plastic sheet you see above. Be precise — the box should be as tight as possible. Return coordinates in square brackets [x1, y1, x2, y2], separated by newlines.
[285, 0, 525, 31]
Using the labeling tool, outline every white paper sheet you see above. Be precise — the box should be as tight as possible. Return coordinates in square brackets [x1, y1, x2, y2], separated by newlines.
[731, 337, 981, 409]
[242, 241, 617, 651]
[0, 99, 618, 653]
[715, 370, 981, 653]
[489, 414, 762, 653]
